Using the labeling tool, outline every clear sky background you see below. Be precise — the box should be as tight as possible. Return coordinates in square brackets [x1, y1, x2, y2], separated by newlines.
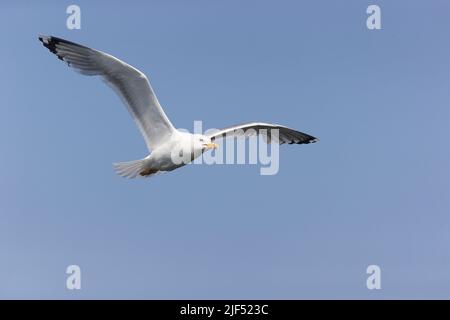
[1, 0, 450, 299]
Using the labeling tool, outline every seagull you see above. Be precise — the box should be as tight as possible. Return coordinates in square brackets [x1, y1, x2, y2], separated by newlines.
[39, 35, 318, 178]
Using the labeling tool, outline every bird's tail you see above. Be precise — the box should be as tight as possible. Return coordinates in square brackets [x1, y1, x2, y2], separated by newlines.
[113, 158, 160, 179]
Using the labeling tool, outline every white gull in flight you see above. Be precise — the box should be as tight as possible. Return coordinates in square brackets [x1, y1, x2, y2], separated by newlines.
[39, 35, 318, 178]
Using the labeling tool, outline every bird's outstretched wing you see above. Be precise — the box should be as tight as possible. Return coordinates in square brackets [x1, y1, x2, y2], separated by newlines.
[207, 122, 318, 145]
[38, 35, 174, 151]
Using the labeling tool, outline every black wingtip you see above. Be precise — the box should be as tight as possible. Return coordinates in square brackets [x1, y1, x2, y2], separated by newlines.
[38, 35, 89, 62]
[297, 135, 319, 145]
[38, 35, 64, 60]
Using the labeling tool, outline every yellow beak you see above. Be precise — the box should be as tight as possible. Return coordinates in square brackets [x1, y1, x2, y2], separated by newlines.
[204, 143, 219, 150]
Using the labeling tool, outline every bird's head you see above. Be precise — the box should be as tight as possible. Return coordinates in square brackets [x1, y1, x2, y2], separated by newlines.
[193, 134, 219, 152]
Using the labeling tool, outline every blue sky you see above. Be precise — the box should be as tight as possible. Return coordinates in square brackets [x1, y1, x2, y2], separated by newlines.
[1, 0, 450, 299]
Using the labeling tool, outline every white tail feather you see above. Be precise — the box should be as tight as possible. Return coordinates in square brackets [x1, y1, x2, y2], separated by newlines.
[113, 159, 147, 179]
